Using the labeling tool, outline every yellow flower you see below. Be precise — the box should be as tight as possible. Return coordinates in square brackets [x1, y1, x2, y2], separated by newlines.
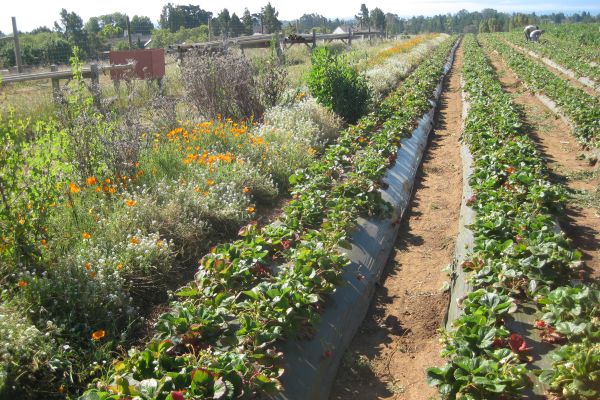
[82, 232, 91, 240]
[91, 329, 105, 340]
[243, 187, 250, 193]
[69, 183, 81, 193]
[126, 199, 137, 207]
[246, 206, 255, 213]
[130, 237, 139, 245]
[207, 179, 215, 186]
[117, 263, 123, 269]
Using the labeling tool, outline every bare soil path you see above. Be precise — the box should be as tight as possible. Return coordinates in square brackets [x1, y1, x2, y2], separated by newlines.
[485, 47, 600, 278]
[329, 43, 464, 400]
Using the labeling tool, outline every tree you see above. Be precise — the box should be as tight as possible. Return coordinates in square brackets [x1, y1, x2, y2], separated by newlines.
[241, 8, 255, 35]
[356, 4, 369, 29]
[55, 9, 88, 54]
[160, 3, 210, 32]
[217, 9, 231, 37]
[98, 13, 128, 31]
[130, 16, 154, 34]
[261, 3, 282, 34]
[230, 13, 245, 37]
[370, 8, 385, 31]
[30, 26, 52, 34]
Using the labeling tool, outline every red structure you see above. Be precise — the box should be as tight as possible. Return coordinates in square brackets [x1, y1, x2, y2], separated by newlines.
[108, 49, 165, 80]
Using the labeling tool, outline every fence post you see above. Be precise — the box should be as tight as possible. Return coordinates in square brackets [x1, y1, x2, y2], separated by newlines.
[126, 16, 133, 49]
[368, 25, 371, 43]
[275, 32, 283, 61]
[11, 17, 23, 73]
[312, 29, 316, 49]
[50, 64, 60, 100]
[348, 27, 353, 46]
[89, 63, 101, 108]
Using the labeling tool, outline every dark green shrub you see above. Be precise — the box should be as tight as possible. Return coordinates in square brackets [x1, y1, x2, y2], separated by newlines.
[307, 47, 370, 123]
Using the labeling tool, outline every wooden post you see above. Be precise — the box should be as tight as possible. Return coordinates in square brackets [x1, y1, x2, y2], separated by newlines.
[89, 63, 101, 108]
[368, 25, 371, 43]
[275, 32, 283, 61]
[50, 64, 60, 100]
[126, 16, 133, 49]
[208, 18, 211, 42]
[348, 27, 353, 46]
[312, 29, 316, 49]
[11, 17, 23, 73]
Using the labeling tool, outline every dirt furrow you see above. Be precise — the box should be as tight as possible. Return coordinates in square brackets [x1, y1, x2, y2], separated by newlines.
[485, 48, 600, 278]
[329, 43, 464, 400]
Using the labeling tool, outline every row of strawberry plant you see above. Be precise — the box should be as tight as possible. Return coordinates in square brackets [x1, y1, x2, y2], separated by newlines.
[427, 34, 584, 399]
[501, 31, 599, 82]
[81, 37, 458, 400]
[481, 34, 599, 147]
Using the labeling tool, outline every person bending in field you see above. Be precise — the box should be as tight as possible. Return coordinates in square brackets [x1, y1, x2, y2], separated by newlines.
[524, 25, 538, 41]
[530, 29, 544, 42]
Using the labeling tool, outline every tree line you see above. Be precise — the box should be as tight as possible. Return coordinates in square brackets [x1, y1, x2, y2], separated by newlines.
[1, 3, 598, 68]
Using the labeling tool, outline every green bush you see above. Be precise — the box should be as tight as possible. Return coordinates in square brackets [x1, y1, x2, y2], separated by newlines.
[307, 47, 370, 124]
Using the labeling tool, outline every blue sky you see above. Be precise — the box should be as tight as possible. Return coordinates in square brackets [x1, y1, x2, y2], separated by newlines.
[2, 0, 599, 33]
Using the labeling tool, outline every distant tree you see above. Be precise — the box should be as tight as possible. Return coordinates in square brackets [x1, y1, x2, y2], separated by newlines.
[242, 8, 255, 35]
[356, 4, 369, 29]
[160, 3, 211, 32]
[30, 26, 52, 34]
[230, 13, 245, 37]
[261, 3, 282, 33]
[130, 15, 154, 34]
[85, 18, 103, 54]
[98, 12, 128, 31]
[370, 8, 385, 31]
[54, 9, 88, 54]
[217, 9, 231, 37]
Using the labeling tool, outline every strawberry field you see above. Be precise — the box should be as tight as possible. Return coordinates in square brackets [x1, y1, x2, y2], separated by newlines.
[1, 14, 600, 400]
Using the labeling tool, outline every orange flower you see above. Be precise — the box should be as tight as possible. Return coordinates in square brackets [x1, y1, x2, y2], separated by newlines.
[117, 263, 123, 269]
[91, 329, 105, 340]
[85, 263, 91, 270]
[86, 176, 97, 185]
[69, 183, 80, 193]
[82, 232, 91, 240]
[126, 199, 137, 207]
[89, 271, 97, 278]
[243, 187, 250, 193]
[207, 179, 215, 186]
[18, 280, 27, 288]
[246, 206, 255, 213]
[130, 237, 139, 245]
[41, 239, 47, 245]
[506, 166, 516, 174]
[95, 187, 102, 192]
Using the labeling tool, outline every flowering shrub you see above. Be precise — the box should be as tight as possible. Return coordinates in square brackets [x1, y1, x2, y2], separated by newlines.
[307, 47, 371, 123]
[182, 50, 264, 120]
[0, 303, 62, 398]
